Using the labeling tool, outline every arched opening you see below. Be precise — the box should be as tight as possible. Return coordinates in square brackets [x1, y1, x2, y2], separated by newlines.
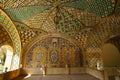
[24, 35, 84, 68]
[102, 43, 120, 67]
[0, 45, 13, 72]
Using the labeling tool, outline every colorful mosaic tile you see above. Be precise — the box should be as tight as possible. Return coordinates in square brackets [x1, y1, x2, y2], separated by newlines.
[86, 15, 120, 69]
[26, 8, 56, 32]
[5, 5, 52, 22]
[1, 0, 120, 70]
[0, 25, 13, 46]
[0, 9, 21, 69]
[56, 8, 84, 32]
[26, 36, 82, 68]
[87, 0, 115, 17]
[63, 7, 101, 27]
[4, 0, 51, 9]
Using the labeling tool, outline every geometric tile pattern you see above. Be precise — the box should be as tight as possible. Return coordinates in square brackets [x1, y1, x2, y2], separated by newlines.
[26, 8, 56, 32]
[63, 0, 115, 17]
[3, 0, 51, 9]
[32, 28, 47, 36]
[0, 0, 120, 70]
[87, 16, 120, 49]
[86, 47, 102, 69]
[0, 25, 13, 46]
[3, 0, 117, 34]
[56, 8, 84, 33]
[15, 22, 37, 46]
[14, 22, 47, 46]
[14, 22, 30, 31]
[63, 7, 101, 27]
[3, 0, 76, 10]
[66, 28, 92, 49]
[63, 0, 87, 10]
[87, 0, 115, 17]
[86, 15, 120, 69]
[5, 5, 52, 22]
[20, 30, 36, 46]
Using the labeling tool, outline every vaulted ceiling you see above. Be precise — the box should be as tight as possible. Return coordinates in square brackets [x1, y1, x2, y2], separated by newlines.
[0, 0, 120, 53]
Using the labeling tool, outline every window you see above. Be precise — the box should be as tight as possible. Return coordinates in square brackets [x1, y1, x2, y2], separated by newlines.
[0, 45, 13, 72]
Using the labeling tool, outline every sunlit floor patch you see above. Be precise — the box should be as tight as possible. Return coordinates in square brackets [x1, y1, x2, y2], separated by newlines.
[24, 74, 31, 79]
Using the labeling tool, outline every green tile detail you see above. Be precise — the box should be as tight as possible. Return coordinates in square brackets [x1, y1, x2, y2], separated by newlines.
[5, 5, 52, 22]
[56, 8, 84, 33]
[63, 0, 87, 10]
[87, 0, 115, 17]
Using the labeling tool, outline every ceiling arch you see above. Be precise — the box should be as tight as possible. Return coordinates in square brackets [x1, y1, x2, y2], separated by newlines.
[0, 0, 120, 70]
[1, 0, 120, 51]
[23, 33, 84, 53]
[14, 21, 48, 46]
[0, 9, 21, 55]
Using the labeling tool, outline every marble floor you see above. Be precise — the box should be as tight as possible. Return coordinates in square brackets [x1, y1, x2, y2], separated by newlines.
[12, 74, 100, 80]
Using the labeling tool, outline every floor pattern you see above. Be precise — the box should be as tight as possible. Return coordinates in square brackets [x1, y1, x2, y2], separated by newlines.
[12, 74, 100, 80]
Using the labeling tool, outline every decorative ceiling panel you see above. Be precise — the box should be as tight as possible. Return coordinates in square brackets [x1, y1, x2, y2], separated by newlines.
[65, 28, 92, 49]
[0, 25, 13, 46]
[5, 5, 52, 22]
[62, 0, 87, 10]
[31, 28, 47, 36]
[14, 22, 48, 46]
[1, 0, 120, 52]
[63, 0, 115, 17]
[87, 15, 120, 49]
[14, 22, 30, 31]
[87, 0, 115, 17]
[3, 0, 51, 9]
[4, 0, 118, 34]
[15, 22, 36, 46]
[25, 8, 56, 32]
[20, 30, 36, 46]
[63, 7, 101, 26]
[56, 8, 84, 33]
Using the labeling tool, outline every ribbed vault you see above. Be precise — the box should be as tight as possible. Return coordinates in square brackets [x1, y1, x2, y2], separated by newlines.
[0, 0, 120, 69]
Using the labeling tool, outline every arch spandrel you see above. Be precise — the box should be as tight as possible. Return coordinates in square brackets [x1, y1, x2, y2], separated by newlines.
[0, 9, 21, 56]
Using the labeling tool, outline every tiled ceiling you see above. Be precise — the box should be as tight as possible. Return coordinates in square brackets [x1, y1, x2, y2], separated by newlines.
[0, 0, 120, 50]
[0, 0, 120, 70]
[0, 25, 13, 46]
